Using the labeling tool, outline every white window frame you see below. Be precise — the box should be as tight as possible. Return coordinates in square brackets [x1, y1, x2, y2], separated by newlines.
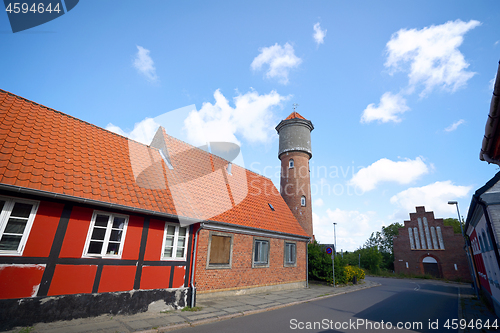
[289, 159, 294, 169]
[0, 196, 39, 256]
[301, 196, 306, 207]
[284, 241, 297, 267]
[83, 211, 129, 258]
[161, 223, 189, 261]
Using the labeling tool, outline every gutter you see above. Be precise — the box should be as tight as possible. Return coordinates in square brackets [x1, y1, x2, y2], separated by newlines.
[190, 223, 204, 307]
[480, 60, 500, 164]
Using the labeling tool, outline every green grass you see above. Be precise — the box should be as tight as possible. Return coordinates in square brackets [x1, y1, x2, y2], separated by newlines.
[181, 306, 202, 312]
[17, 328, 33, 333]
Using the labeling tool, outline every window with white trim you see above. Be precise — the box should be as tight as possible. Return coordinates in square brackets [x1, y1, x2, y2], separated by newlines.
[301, 196, 306, 207]
[0, 197, 39, 255]
[284, 242, 296, 266]
[289, 159, 294, 169]
[162, 223, 189, 260]
[84, 212, 128, 257]
[252, 238, 270, 267]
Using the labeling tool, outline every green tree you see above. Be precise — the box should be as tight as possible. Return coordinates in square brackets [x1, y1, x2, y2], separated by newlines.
[362, 222, 403, 270]
[358, 246, 383, 274]
[443, 218, 463, 234]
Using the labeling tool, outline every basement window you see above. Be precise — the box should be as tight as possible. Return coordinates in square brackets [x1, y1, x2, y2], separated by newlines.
[284, 242, 297, 267]
[0, 196, 39, 255]
[207, 231, 233, 269]
[84, 211, 129, 258]
[162, 223, 189, 260]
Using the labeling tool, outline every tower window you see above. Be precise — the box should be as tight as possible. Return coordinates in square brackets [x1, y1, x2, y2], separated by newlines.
[301, 196, 306, 207]
[289, 159, 294, 169]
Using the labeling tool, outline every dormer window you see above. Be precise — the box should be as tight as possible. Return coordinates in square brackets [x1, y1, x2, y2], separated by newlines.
[289, 159, 294, 169]
[301, 196, 306, 207]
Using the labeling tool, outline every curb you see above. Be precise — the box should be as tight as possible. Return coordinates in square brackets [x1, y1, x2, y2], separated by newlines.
[137, 282, 381, 333]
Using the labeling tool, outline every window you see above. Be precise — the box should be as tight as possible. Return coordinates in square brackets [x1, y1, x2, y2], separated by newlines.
[207, 232, 233, 269]
[252, 238, 270, 267]
[0, 197, 39, 255]
[301, 196, 306, 207]
[162, 223, 189, 260]
[289, 159, 294, 169]
[84, 212, 128, 257]
[284, 242, 296, 267]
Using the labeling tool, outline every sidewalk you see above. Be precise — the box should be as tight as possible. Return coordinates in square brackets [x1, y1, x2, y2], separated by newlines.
[7, 280, 380, 333]
[458, 286, 498, 333]
[6, 279, 497, 333]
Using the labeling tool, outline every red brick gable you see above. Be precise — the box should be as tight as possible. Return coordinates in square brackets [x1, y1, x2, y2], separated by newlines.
[0, 89, 308, 237]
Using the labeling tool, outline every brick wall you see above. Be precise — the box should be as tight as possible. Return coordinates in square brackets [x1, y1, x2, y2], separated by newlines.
[279, 151, 313, 238]
[195, 229, 307, 292]
[393, 206, 470, 281]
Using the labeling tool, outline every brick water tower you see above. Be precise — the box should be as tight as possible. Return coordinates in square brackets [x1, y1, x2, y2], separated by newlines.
[276, 110, 314, 238]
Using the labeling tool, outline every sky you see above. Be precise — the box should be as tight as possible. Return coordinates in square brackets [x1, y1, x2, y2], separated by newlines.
[1, 0, 500, 251]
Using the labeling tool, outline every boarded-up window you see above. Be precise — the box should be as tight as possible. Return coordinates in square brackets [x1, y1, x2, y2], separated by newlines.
[209, 235, 231, 265]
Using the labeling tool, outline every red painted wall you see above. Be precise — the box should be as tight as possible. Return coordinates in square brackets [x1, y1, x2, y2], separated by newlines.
[23, 202, 64, 257]
[98, 266, 136, 293]
[48, 264, 97, 296]
[121, 215, 143, 260]
[140, 266, 171, 290]
[59, 206, 93, 258]
[0, 265, 45, 299]
[144, 219, 164, 261]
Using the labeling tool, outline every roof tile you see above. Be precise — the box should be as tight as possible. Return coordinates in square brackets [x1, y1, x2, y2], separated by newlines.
[0, 89, 308, 237]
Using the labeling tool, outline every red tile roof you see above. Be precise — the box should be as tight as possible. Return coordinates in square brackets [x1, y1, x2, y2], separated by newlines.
[0, 89, 308, 238]
[284, 111, 306, 120]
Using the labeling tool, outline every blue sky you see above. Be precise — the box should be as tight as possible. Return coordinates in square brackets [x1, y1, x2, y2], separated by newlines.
[1, 1, 500, 251]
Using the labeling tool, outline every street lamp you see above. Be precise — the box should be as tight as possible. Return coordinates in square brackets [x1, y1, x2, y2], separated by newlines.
[448, 200, 477, 295]
[333, 222, 337, 254]
[448, 201, 464, 236]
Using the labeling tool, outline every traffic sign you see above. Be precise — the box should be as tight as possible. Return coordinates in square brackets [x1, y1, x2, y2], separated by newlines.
[326, 247, 332, 254]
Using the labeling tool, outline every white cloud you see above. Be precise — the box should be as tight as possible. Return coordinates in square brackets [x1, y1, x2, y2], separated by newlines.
[350, 157, 429, 192]
[490, 74, 497, 91]
[444, 119, 465, 132]
[251, 43, 302, 84]
[313, 198, 324, 207]
[385, 19, 480, 97]
[361, 92, 410, 123]
[313, 23, 327, 45]
[313, 209, 380, 251]
[133, 46, 158, 82]
[390, 180, 473, 220]
[183, 89, 289, 146]
[106, 117, 160, 145]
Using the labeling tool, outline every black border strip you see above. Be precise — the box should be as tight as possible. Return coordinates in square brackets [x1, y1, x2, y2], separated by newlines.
[133, 217, 150, 290]
[37, 203, 73, 297]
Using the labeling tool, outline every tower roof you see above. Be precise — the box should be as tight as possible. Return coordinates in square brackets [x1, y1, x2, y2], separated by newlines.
[284, 111, 307, 121]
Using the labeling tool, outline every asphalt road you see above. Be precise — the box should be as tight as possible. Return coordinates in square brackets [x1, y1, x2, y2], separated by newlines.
[174, 277, 462, 332]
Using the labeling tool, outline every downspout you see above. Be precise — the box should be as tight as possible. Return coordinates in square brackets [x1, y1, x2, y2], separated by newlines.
[306, 239, 309, 288]
[190, 222, 204, 307]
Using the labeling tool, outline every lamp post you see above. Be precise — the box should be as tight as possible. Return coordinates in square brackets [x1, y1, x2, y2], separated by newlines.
[447, 201, 464, 236]
[448, 200, 477, 294]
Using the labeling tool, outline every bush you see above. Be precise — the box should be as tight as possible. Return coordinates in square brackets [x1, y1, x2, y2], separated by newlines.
[308, 241, 364, 285]
[344, 265, 365, 282]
